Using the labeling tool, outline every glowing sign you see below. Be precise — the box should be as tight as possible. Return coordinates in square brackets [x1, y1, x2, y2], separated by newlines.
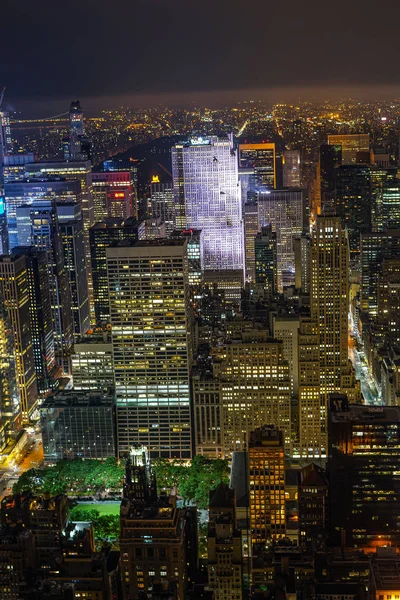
[151, 175, 160, 183]
[189, 136, 210, 146]
[0, 197, 4, 216]
[113, 192, 125, 199]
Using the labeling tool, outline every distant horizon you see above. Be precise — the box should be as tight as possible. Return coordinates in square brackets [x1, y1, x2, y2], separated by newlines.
[8, 84, 400, 119]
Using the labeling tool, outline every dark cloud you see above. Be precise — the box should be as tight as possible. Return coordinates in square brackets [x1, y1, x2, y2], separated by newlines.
[1, 0, 400, 114]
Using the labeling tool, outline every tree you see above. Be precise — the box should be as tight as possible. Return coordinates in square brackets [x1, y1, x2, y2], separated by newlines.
[69, 506, 119, 550]
[152, 455, 230, 509]
[13, 458, 125, 497]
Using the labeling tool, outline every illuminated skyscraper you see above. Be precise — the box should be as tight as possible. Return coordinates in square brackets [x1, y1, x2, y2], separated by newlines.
[361, 230, 400, 317]
[67, 101, 84, 160]
[381, 181, 400, 229]
[0, 255, 38, 419]
[248, 425, 286, 545]
[107, 238, 192, 458]
[150, 179, 174, 234]
[327, 133, 370, 165]
[0, 305, 18, 447]
[11, 247, 56, 395]
[273, 315, 300, 396]
[92, 169, 135, 221]
[2, 154, 36, 184]
[58, 216, 90, 336]
[294, 233, 310, 292]
[239, 143, 276, 188]
[171, 229, 202, 291]
[299, 216, 360, 458]
[192, 372, 223, 458]
[257, 188, 305, 291]
[24, 161, 94, 305]
[172, 135, 244, 276]
[377, 258, 400, 347]
[71, 331, 114, 392]
[27, 202, 74, 374]
[282, 149, 301, 187]
[89, 218, 140, 325]
[5, 178, 82, 250]
[220, 331, 291, 454]
[243, 202, 259, 282]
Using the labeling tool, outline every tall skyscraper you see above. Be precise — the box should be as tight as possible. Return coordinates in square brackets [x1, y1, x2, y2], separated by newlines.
[89, 217, 140, 325]
[58, 216, 90, 336]
[239, 142, 276, 188]
[107, 239, 192, 458]
[335, 164, 371, 257]
[27, 202, 74, 374]
[172, 135, 244, 278]
[171, 229, 203, 292]
[381, 181, 400, 230]
[299, 216, 360, 458]
[150, 179, 174, 235]
[0, 255, 38, 419]
[254, 225, 277, 297]
[192, 372, 223, 458]
[327, 133, 370, 165]
[282, 149, 301, 187]
[329, 398, 400, 548]
[294, 233, 310, 292]
[12, 247, 56, 395]
[220, 331, 291, 454]
[377, 258, 400, 347]
[92, 169, 135, 221]
[257, 188, 305, 291]
[67, 101, 84, 161]
[273, 314, 300, 396]
[0, 291, 19, 447]
[24, 161, 94, 306]
[318, 143, 342, 213]
[248, 425, 286, 545]
[360, 230, 400, 317]
[243, 202, 259, 282]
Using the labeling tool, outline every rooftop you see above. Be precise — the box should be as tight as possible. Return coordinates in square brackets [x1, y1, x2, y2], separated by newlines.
[330, 403, 400, 424]
[40, 390, 115, 410]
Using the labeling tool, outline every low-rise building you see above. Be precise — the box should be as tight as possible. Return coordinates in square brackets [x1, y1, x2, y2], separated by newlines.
[40, 390, 116, 461]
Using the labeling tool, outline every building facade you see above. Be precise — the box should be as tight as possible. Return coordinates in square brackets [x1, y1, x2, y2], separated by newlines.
[0, 255, 38, 418]
[248, 425, 286, 546]
[40, 390, 116, 462]
[107, 239, 192, 458]
[172, 135, 244, 274]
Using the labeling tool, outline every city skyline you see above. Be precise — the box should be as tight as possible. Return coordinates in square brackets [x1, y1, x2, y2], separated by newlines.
[3, 0, 400, 116]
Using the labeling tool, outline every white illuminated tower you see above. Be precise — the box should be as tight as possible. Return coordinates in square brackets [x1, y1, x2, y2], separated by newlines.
[172, 135, 244, 274]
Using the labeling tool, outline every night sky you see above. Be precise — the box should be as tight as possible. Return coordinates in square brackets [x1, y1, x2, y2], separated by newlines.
[2, 0, 400, 115]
